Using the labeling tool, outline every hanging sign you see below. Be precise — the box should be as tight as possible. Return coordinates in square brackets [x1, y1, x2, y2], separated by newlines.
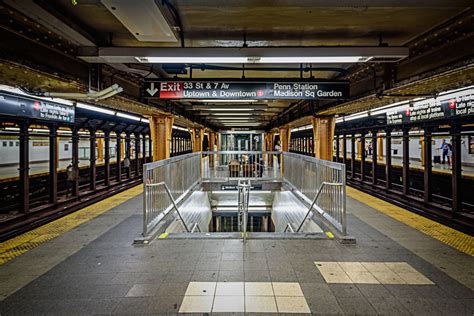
[0, 92, 75, 123]
[143, 79, 349, 100]
[386, 88, 474, 125]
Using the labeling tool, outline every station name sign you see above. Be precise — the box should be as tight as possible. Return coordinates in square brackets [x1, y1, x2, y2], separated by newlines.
[143, 79, 349, 100]
[0, 92, 75, 123]
[386, 88, 474, 125]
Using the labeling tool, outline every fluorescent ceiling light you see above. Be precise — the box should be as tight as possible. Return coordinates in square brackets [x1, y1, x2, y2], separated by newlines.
[173, 125, 188, 131]
[344, 113, 369, 121]
[260, 56, 369, 63]
[80, 47, 409, 64]
[77, 102, 116, 115]
[136, 57, 249, 63]
[141, 118, 150, 123]
[116, 112, 141, 121]
[208, 113, 250, 116]
[213, 117, 255, 120]
[136, 56, 370, 64]
[208, 108, 254, 111]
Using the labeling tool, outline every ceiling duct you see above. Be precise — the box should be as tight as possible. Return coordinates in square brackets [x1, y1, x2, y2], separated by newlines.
[101, 0, 178, 42]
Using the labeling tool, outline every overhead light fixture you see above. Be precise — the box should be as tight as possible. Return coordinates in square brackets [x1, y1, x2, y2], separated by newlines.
[208, 108, 255, 111]
[208, 113, 250, 116]
[116, 112, 141, 121]
[135, 56, 369, 64]
[80, 47, 409, 64]
[141, 118, 150, 124]
[172, 125, 189, 131]
[77, 103, 116, 115]
[212, 117, 255, 121]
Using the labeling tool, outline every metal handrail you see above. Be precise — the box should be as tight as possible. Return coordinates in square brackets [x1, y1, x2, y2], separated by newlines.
[284, 223, 295, 233]
[146, 181, 190, 233]
[295, 181, 344, 233]
[237, 179, 251, 242]
[190, 223, 201, 233]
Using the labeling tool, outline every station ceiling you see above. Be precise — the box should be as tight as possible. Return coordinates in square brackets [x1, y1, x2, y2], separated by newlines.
[1, 0, 473, 130]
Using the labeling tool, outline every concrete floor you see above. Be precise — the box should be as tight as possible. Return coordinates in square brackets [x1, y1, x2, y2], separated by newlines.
[0, 193, 473, 314]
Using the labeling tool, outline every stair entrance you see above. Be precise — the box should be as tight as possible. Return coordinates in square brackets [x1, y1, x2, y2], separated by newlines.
[136, 151, 352, 244]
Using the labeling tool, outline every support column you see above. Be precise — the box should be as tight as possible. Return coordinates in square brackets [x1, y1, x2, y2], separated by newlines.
[148, 134, 153, 162]
[279, 127, 290, 173]
[423, 128, 432, 203]
[116, 132, 122, 182]
[191, 128, 204, 152]
[104, 130, 110, 186]
[125, 133, 131, 179]
[372, 131, 377, 185]
[150, 116, 174, 161]
[49, 125, 58, 204]
[279, 127, 290, 152]
[97, 135, 104, 163]
[312, 117, 335, 161]
[135, 133, 140, 176]
[385, 129, 392, 190]
[72, 128, 79, 196]
[360, 133, 366, 182]
[19, 122, 29, 213]
[451, 126, 462, 213]
[378, 133, 384, 161]
[142, 134, 147, 164]
[402, 129, 410, 195]
[89, 129, 97, 191]
[209, 131, 216, 167]
[264, 132, 274, 167]
[342, 134, 347, 166]
[351, 134, 356, 178]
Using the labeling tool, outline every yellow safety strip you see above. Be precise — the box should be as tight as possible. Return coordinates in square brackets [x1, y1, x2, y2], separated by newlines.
[0, 185, 143, 265]
[158, 232, 169, 239]
[347, 186, 474, 256]
[325, 232, 335, 239]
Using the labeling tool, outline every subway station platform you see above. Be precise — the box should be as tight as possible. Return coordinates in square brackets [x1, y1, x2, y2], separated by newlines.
[0, 185, 472, 315]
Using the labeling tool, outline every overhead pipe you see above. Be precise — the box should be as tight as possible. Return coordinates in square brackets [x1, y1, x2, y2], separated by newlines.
[18, 84, 124, 101]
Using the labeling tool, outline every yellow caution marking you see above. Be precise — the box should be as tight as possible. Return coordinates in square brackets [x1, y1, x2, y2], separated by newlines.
[347, 187, 474, 256]
[325, 232, 335, 239]
[0, 185, 143, 266]
[158, 232, 169, 239]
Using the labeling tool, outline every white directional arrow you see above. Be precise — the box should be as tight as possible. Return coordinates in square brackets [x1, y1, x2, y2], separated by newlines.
[146, 82, 158, 96]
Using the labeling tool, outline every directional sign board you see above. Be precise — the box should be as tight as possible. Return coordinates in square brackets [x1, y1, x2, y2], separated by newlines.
[0, 92, 75, 123]
[386, 87, 474, 125]
[143, 79, 349, 100]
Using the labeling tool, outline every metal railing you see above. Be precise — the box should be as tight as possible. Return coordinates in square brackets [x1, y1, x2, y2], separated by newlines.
[201, 151, 281, 180]
[142, 150, 347, 237]
[283, 152, 347, 235]
[237, 179, 251, 242]
[284, 182, 344, 233]
[142, 152, 200, 236]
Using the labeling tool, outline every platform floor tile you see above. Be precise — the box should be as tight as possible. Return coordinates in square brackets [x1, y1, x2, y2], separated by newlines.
[178, 281, 310, 313]
[315, 261, 434, 285]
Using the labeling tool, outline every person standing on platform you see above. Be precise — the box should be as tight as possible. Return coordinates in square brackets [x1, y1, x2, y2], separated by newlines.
[123, 156, 131, 176]
[66, 163, 76, 197]
[275, 140, 282, 168]
[440, 139, 449, 164]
